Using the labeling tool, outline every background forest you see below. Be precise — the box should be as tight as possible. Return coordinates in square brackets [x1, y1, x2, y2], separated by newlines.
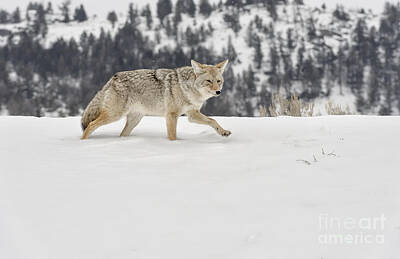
[0, 0, 400, 116]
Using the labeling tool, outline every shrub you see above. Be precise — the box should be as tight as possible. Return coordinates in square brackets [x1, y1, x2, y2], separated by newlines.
[267, 94, 315, 117]
[325, 101, 352, 115]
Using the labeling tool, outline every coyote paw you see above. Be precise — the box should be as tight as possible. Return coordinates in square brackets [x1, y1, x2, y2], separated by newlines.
[218, 129, 231, 137]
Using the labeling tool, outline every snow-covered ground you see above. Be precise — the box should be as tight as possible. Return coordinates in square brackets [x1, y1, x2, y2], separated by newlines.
[1, 116, 399, 259]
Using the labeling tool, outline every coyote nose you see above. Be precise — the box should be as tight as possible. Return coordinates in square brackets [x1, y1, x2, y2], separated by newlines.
[216, 91, 221, 95]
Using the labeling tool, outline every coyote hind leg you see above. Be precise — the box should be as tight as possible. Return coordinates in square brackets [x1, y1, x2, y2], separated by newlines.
[81, 111, 122, 139]
[120, 112, 144, 137]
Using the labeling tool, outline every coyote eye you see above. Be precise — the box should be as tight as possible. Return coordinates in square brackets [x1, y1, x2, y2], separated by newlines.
[206, 80, 212, 83]
[217, 80, 221, 84]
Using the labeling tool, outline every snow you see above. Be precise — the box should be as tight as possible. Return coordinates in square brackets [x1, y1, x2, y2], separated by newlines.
[0, 106, 9, 116]
[304, 0, 395, 13]
[313, 86, 357, 115]
[1, 115, 399, 259]
[43, 16, 115, 48]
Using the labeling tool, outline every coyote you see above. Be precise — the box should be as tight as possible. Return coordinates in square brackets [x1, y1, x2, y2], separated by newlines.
[81, 60, 232, 140]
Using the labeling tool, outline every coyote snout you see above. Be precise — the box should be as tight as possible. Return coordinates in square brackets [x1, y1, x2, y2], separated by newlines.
[81, 59, 232, 140]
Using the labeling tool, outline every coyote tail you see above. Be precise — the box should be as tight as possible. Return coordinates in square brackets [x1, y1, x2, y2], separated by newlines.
[81, 91, 104, 131]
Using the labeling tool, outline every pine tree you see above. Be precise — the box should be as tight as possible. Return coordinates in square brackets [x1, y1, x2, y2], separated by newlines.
[333, 5, 350, 21]
[173, 6, 182, 37]
[242, 65, 257, 115]
[46, 2, 53, 14]
[107, 11, 118, 28]
[0, 10, 9, 24]
[336, 44, 347, 95]
[246, 22, 254, 47]
[353, 19, 368, 64]
[59, 0, 71, 23]
[286, 28, 295, 49]
[225, 0, 243, 8]
[224, 35, 237, 62]
[223, 10, 241, 33]
[368, 67, 380, 108]
[12, 8, 21, 23]
[378, 16, 395, 115]
[185, 27, 199, 45]
[346, 46, 366, 113]
[25, 8, 31, 22]
[200, 0, 213, 17]
[383, 2, 400, 26]
[245, 65, 257, 96]
[367, 27, 380, 107]
[266, 0, 278, 21]
[175, 0, 185, 14]
[374, 6, 400, 114]
[73, 4, 88, 22]
[165, 17, 173, 36]
[395, 69, 400, 114]
[280, 48, 294, 92]
[306, 16, 317, 41]
[254, 15, 263, 29]
[157, 0, 173, 24]
[298, 56, 322, 98]
[128, 3, 139, 26]
[268, 43, 281, 91]
[32, 4, 48, 38]
[253, 34, 263, 69]
[269, 44, 279, 75]
[176, 0, 196, 17]
[295, 40, 305, 79]
[141, 4, 153, 29]
[186, 0, 196, 17]
[0, 58, 9, 106]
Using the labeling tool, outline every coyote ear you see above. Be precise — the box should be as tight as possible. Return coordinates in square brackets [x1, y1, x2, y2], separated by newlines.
[191, 60, 205, 75]
[216, 60, 229, 73]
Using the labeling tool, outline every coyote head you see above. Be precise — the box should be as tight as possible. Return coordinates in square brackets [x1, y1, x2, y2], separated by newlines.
[191, 60, 229, 98]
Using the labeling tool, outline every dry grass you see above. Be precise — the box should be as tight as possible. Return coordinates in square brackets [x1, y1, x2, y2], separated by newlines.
[260, 94, 353, 117]
[266, 94, 315, 117]
[259, 105, 268, 117]
[325, 101, 352, 115]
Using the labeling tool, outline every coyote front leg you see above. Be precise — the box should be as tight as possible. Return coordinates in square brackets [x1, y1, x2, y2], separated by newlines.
[187, 110, 231, 137]
[166, 112, 179, 140]
[120, 112, 143, 137]
[81, 111, 119, 140]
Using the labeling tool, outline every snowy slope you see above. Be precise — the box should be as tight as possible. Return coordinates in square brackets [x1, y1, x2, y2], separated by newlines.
[0, 2, 380, 63]
[0, 2, 387, 116]
[1, 116, 399, 259]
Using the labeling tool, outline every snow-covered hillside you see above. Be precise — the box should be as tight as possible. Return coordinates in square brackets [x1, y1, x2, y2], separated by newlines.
[1, 116, 399, 259]
[1, 0, 392, 117]
[0, 2, 380, 67]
